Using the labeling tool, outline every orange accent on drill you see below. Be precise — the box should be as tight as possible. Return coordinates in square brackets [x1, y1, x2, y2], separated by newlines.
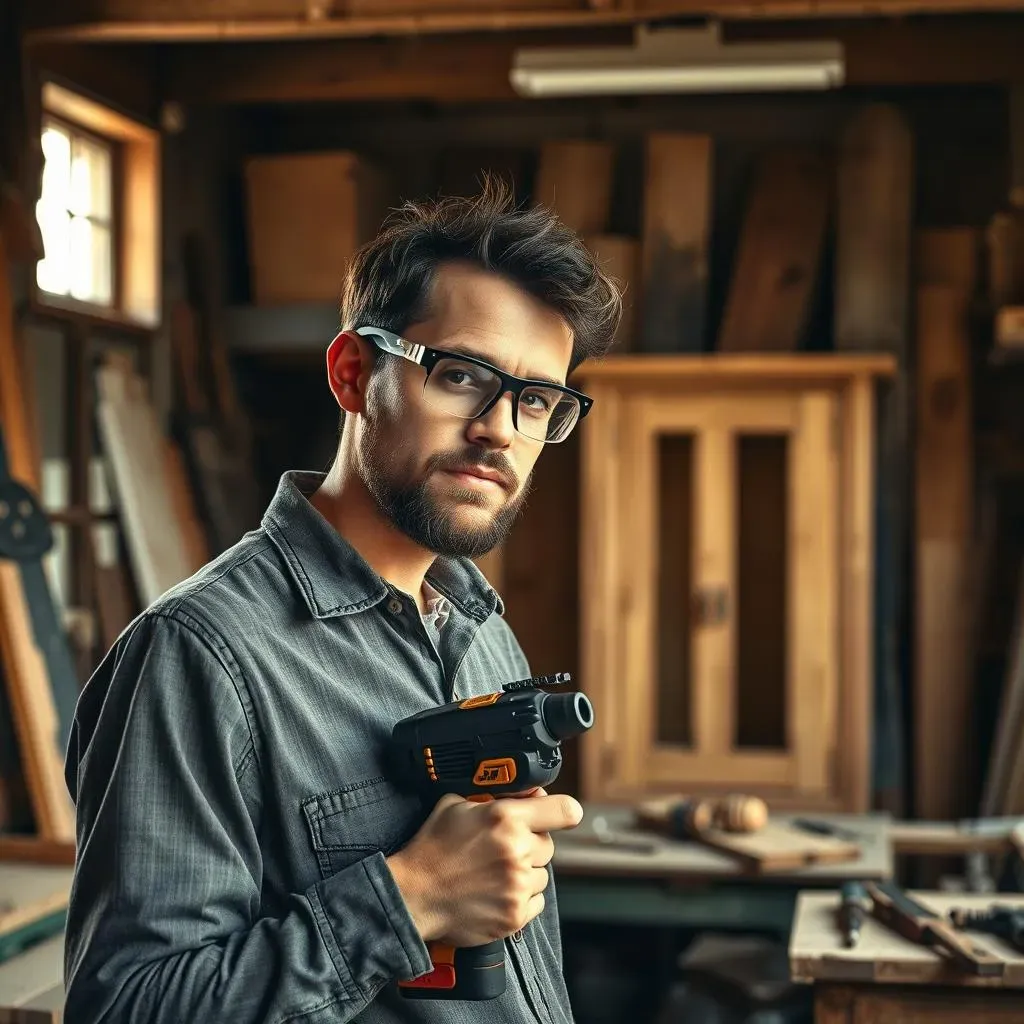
[390, 673, 593, 1000]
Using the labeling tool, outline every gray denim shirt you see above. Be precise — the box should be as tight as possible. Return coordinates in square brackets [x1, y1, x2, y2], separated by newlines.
[63, 471, 576, 1024]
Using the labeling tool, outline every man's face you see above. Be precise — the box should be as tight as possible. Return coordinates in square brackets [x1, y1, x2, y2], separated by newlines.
[355, 262, 574, 558]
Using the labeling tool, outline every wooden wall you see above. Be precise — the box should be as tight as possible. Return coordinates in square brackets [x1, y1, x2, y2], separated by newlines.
[191, 83, 1012, 800]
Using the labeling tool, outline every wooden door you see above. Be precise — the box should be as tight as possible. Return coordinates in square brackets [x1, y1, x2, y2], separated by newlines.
[607, 389, 840, 802]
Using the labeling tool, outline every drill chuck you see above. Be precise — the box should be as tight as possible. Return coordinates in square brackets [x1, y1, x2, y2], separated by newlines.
[541, 691, 594, 741]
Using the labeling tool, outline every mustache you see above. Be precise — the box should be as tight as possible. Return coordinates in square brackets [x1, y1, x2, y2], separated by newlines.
[427, 449, 518, 491]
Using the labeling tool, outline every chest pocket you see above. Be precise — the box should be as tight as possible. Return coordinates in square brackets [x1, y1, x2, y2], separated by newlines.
[302, 777, 423, 878]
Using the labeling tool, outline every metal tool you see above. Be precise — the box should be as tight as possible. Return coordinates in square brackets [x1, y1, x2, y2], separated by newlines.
[949, 904, 1024, 953]
[792, 818, 863, 843]
[866, 881, 1005, 976]
[837, 881, 869, 948]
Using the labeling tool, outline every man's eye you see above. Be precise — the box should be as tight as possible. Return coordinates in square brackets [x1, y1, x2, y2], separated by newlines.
[444, 369, 474, 386]
[522, 392, 553, 413]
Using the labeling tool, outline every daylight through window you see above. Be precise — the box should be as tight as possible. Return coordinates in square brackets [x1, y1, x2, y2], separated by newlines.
[36, 118, 115, 307]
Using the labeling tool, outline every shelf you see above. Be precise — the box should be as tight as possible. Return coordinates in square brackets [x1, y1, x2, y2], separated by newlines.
[575, 351, 898, 385]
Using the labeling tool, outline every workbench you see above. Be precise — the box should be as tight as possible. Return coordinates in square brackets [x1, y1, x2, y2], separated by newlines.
[789, 891, 1024, 1022]
[553, 805, 893, 934]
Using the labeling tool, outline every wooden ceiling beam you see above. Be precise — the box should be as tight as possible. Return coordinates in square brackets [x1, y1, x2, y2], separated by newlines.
[160, 15, 1024, 104]
[23, 0, 1024, 46]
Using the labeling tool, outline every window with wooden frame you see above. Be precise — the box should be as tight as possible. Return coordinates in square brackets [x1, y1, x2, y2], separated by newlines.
[34, 82, 160, 328]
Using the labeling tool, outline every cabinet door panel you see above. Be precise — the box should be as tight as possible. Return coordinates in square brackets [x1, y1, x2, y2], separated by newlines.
[620, 392, 838, 799]
[789, 392, 840, 795]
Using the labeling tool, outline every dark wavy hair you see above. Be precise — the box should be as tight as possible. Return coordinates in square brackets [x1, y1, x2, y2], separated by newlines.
[339, 176, 623, 392]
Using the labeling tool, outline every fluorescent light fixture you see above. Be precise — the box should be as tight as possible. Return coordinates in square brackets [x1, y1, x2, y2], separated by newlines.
[510, 23, 844, 97]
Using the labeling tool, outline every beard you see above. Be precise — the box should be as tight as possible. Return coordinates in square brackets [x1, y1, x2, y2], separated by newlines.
[363, 443, 532, 559]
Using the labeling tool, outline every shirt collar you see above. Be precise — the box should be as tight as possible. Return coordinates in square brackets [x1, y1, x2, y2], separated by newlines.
[262, 471, 504, 622]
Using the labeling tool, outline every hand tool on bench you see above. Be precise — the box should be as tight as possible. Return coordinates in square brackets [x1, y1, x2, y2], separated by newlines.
[949, 903, 1024, 953]
[837, 881, 870, 948]
[865, 880, 1005, 976]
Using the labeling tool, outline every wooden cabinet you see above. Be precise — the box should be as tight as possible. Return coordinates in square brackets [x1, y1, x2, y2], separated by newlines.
[574, 354, 895, 813]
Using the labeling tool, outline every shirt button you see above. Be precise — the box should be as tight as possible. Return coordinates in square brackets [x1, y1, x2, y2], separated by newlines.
[512, 928, 524, 942]
[387, 597, 403, 615]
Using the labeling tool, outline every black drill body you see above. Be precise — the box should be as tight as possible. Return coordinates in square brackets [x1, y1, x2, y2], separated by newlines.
[390, 674, 593, 1001]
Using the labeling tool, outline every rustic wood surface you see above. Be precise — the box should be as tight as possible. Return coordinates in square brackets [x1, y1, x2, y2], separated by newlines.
[791, 891, 1024, 987]
[554, 805, 891, 882]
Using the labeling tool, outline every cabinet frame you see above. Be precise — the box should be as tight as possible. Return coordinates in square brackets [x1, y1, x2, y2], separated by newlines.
[576, 354, 896, 813]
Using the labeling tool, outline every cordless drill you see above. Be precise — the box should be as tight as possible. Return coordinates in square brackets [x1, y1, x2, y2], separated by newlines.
[390, 672, 594, 1001]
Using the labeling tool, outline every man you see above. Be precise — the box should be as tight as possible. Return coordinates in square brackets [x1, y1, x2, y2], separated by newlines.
[63, 180, 622, 1023]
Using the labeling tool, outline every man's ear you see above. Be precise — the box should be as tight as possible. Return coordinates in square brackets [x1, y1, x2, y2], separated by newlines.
[326, 330, 375, 414]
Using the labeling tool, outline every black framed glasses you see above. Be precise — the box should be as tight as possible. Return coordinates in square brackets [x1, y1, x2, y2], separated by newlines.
[354, 326, 593, 444]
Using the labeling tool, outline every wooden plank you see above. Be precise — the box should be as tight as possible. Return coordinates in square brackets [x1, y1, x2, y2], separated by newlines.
[575, 353, 897, 384]
[638, 133, 712, 354]
[578, 384, 621, 801]
[554, 805, 891, 882]
[244, 151, 390, 305]
[790, 891, 1024, 988]
[152, 18, 1024, 105]
[790, 392, 838, 795]
[583, 235, 640, 353]
[986, 212, 1024, 309]
[889, 821, 1015, 857]
[30, 2, 1024, 47]
[0, 839, 74, 866]
[0, 232, 75, 844]
[620, 400, 656, 791]
[693, 426, 735, 758]
[834, 103, 912, 818]
[838, 374, 876, 815]
[680, 820, 859, 874]
[835, 104, 913, 353]
[0, 564, 75, 843]
[533, 140, 614, 236]
[95, 355, 196, 607]
[0, 234, 40, 496]
[916, 227, 980, 291]
[717, 148, 830, 353]
[915, 283, 973, 821]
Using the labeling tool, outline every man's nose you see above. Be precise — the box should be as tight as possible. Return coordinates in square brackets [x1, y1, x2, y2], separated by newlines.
[466, 391, 516, 449]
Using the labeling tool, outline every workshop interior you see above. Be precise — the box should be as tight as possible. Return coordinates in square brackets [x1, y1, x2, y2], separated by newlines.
[3, 1, 1024, 1021]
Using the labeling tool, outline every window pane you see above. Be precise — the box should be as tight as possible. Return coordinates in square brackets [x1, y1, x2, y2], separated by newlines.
[69, 217, 113, 305]
[71, 135, 112, 220]
[40, 125, 71, 205]
[35, 202, 71, 296]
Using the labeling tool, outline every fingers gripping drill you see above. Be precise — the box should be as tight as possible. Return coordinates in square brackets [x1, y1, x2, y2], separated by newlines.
[390, 673, 594, 1000]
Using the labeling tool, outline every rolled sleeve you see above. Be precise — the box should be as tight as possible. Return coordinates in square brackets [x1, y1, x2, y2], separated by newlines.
[309, 852, 433, 997]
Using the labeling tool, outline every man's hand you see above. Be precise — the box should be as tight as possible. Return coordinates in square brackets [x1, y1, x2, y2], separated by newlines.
[386, 789, 583, 947]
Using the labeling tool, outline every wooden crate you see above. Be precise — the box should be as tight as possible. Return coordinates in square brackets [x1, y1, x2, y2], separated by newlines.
[244, 151, 390, 305]
[575, 353, 895, 813]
